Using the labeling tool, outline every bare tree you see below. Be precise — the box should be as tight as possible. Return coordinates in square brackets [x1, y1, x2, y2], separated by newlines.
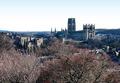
[35, 49, 112, 83]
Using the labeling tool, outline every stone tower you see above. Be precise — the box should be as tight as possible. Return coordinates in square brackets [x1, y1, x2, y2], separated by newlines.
[68, 18, 76, 33]
[83, 24, 95, 40]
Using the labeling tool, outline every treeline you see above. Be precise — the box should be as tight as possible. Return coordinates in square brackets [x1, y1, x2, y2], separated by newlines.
[0, 33, 120, 83]
[96, 29, 120, 35]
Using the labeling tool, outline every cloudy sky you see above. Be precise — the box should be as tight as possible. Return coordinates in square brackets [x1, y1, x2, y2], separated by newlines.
[0, 0, 120, 31]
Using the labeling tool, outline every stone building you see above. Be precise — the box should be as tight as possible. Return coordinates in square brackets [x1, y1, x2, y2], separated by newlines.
[83, 24, 95, 40]
[68, 18, 76, 33]
[55, 18, 96, 41]
[36, 38, 44, 47]
[20, 37, 28, 48]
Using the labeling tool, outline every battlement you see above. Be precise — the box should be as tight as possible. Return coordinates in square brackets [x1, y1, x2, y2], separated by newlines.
[83, 24, 95, 30]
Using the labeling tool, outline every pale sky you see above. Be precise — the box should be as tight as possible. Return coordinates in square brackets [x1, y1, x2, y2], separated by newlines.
[0, 0, 120, 31]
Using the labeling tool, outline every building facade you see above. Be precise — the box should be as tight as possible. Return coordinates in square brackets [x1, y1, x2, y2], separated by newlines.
[83, 24, 95, 40]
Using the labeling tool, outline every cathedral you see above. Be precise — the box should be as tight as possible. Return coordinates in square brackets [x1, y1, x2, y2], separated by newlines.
[54, 18, 96, 41]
